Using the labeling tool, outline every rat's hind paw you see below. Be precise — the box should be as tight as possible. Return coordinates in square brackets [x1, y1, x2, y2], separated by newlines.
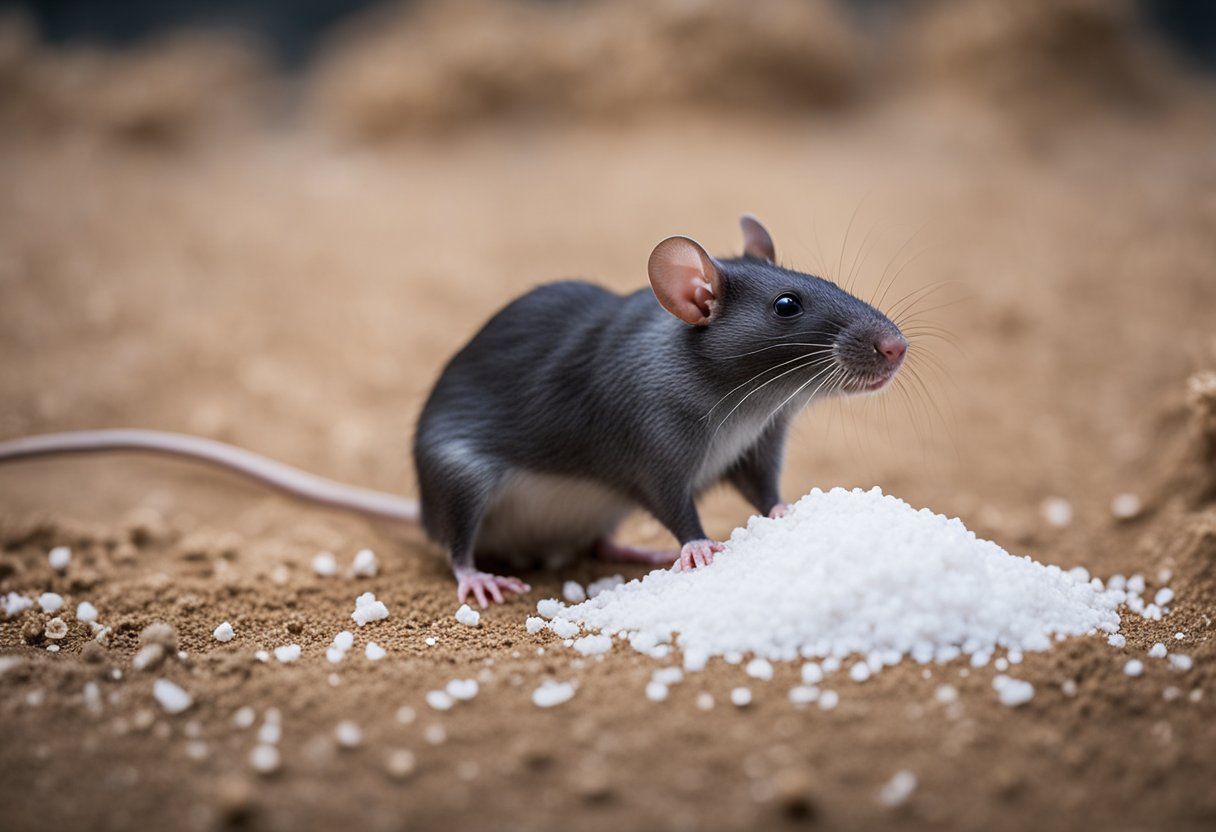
[456, 571, 531, 608]
[677, 539, 725, 571]
[595, 538, 677, 566]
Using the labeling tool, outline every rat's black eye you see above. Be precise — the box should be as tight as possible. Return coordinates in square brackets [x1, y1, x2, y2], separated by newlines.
[773, 294, 803, 318]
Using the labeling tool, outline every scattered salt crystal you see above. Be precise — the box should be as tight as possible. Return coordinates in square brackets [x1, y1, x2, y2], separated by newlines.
[549, 619, 580, 639]
[1110, 493, 1142, 520]
[213, 622, 234, 643]
[1168, 654, 1193, 672]
[152, 679, 193, 714]
[386, 749, 416, 779]
[1127, 575, 1146, 594]
[83, 681, 102, 714]
[424, 723, 447, 744]
[365, 642, 386, 661]
[746, 658, 774, 681]
[132, 643, 165, 671]
[1174, 632, 1185, 641]
[312, 551, 338, 577]
[44, 617, 68, 640]
[849, 661, 871, 683]
[446, 679, 479, 701]
[1123, 659, 1144, 677]
[1107, 634, 1126, 648]
[1041, 497, 1073, 528]
[1157, 568, 1173, 584]
[789, 686, 820, 705]
[822, 657, 842, 673]
[351, 592, 389, 626]
[1162, 686, 1181, 702]
[48, 546, 71, 572]
[265, 709, 282, 725]
[653, 667, 684, 686]
[38, 593, 64, 613]
[232, 707, 256, 729]
[351, 548, 378, 577]
[396, 706, 416, 724]
[76, 602, 98, 623]
[801, 663, 824, 684]
[426, 690, 455, 711]
[425, 637, 438, 647]
[249, 744, 280, 774]
[1154, 588, 1174, 606]
[645, 681, 669, 702]
[326, 647, 345, 664]
[879, 770, 918, 808]
[684, 648, 709, 672]
[536, 599, 562, 619]
[525, 616, 546, 634]
[993, 657, 1008, 671]
[730, 687, 752, 707]
[1148, 643, 1168, 659]
[4, 592, 34, 617]
[274, 644, 301, 664]
[818, 690, 840, 710]
[328, 673, 341, 687]
[46, 644, 60, 653]
[572, 634, 613, 656]
[934, 685, 959, 705]
[1061, 679, 1079, 697]
[335, 721, 362, 748]
[562, 581, 587, 604]
[992, 675, 1034, 707]
[258, 722, 282, 745]
[531, 680, 576, 708]
[455, 604, 481, 627]
[695, 692, 714, 710]
[333, 631, 354, 651]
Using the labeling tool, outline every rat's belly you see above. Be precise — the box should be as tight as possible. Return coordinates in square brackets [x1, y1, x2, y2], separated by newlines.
[476, 471, 635, 567]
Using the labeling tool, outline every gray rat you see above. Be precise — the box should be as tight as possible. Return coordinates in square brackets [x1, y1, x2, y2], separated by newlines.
[0, 215, 906, 608]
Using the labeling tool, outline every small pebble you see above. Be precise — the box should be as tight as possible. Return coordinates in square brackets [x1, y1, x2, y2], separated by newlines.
[44, 617, 68, 640]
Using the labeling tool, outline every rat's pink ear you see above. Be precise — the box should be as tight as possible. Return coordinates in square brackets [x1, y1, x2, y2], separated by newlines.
[740, 214, 775, 262]
[648, 236, 723, 326]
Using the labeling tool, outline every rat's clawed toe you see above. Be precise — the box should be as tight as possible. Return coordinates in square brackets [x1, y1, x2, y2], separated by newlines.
[457, 570, 531, 608]
[677, 539, 725, 571]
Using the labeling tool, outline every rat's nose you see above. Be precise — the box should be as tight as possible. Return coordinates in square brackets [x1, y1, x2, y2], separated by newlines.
[876, 333, 907, 364]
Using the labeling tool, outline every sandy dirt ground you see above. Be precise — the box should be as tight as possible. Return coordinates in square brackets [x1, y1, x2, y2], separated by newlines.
[2, 2, 1216, 830]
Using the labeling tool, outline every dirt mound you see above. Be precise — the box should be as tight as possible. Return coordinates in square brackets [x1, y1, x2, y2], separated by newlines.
[309, 0, 864, 138]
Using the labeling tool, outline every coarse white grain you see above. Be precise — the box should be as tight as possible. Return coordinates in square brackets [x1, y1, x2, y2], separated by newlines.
[934, 684, 959, 705]
[232, 707, 256, 729]
[326, 647, 345, 664]
[587, 575, 625, 599]
[351, 592, 389, 626]
[562, 581, 587, 604]
[645, 681, 669, 702]
[396, 706, 416, 724]
[992, 675, 1034, 707]
[153, 679, 193, 714]
[531, 680, 576, 708]
[38, 593, 63, 613]
[818, 690, 840, 710]
[446, 679, 478, 701]
[312, 551, 338, 577]
[1124, 659, 1144, 677]
[696, 692, 714, 710]
[424, 724, 447, 745]
[274, 644, 301, 664]
[849, 661, 871, 683]
[335, 721, 362, 748]
[76, 602, 98, 623]
[572, 634, 613, 656]
[249, 744, 280, 774]
[801, 663, 824, 684]
[1110, 493, 1142, 519]
[213, 622, 234, 643]
[351, 549, 378, 577]
[536, 598, 562, 619]
[257, 722, 281, 745]
[83, 681, 102, 714]
[879, 770, 917, 808]
[1168, 654, 1193, 672]
[1148, 643, 1168, 659]
[525, 616, 546, 634]
[386, 749, 416, 779]
[1154, 587, 1174, 606]
[426, 690, 455, 711]
[333, 631, 354, 651]
[653, 667, 684, 686]
[1174, 632, 1185, 640]
[425, 637, 437, 647]
[746, 658, 774, 681]
[48, 546, 71, 572]
[455, 604, 481, 627]
[730, 687, 752, 707]
[46, 644, 60, 653]
[1041, 497, 1073, 528]
[4, 592, 34, 617]
[549, 619, 579, 639]
[365, 642, 386, 661]
[1107, 634, 1126, 648]
[1061, 679, 1079, 697]
[789, 686, 820, 705]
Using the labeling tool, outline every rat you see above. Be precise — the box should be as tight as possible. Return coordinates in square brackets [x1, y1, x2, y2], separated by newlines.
[0, 215, 907, 608]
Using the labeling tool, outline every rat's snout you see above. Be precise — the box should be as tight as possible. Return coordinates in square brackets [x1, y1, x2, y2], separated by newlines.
[875, 332, 908, 366]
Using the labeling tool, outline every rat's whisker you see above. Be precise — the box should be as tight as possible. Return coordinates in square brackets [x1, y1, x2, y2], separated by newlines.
[717, 358, 837, 437]
[702, 351, 833, 423]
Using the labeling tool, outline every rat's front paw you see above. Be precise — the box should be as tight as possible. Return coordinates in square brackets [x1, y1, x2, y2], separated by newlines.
[676, 539, 725, 571]
[768, 502, 792, 519]
[456, 570, 531, 608]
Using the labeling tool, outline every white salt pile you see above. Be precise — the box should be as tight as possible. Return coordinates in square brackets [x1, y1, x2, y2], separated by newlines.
[545, 488, 1132, 673]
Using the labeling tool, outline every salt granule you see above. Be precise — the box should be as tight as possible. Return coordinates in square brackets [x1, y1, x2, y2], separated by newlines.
[879, 770, 918, 808]
[426, 690, 455, 711]
[572, 634, 613, 656]
[818, 690, 840, 710]
[250, 744, 280, 774]
[730, 687, 752, 707]
[48, 546, 71, 572]
[335, 721, 362, 748]
[232, 707, 256, 729]
[645, 681, 669, 702]
[934, 684, 959, 705]
[455, 604, 481, 627]
[554, 488, 1125, 673]
[696, 692, 715, 710]
[536, 599, 562, 619]
[76, 602, 98, 623]
[213, 622, 235, 643]
[446, 679, 479, 701]
[849, 662, 872, 683]
[1154, 588, 1175, 606]
[153, 679, 193, 714]
[274, 644, 301, 664]
[801, 663, 824, 685]
[549, 619, 580, 639]
[532, 680, 575, 708]
[351, 548, 379, 577]
[992, 675, 1034, 707]
[333, 631, 354, 651]
[653, 667, 684, 686]
[1041, 497, 1073, 528]
[38, 593, 64, 613]
[351, 592, 389, 626]
[365, 642, 386, 661]
[587, 575, 625, 598]
[1110, 494, 1142, 520]
[254, 650, 270, 662]
[562, 581, 587, 604]
[312, 552, 338, 577]
[1107, 634, 1126, 649]
[789, 686, 819, 705]
[1148, 643, 1168, 659]
[1123, 659, 1144, 677]
[525, 617, 546, 634]
[1168, 654, 1193, 672]
[258, 722, 281, 745]
[4, 592, 34, 617]
[745, 658, 774, 681]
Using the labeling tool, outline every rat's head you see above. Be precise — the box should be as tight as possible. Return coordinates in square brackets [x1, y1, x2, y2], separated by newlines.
[647, 215, 907, 401]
